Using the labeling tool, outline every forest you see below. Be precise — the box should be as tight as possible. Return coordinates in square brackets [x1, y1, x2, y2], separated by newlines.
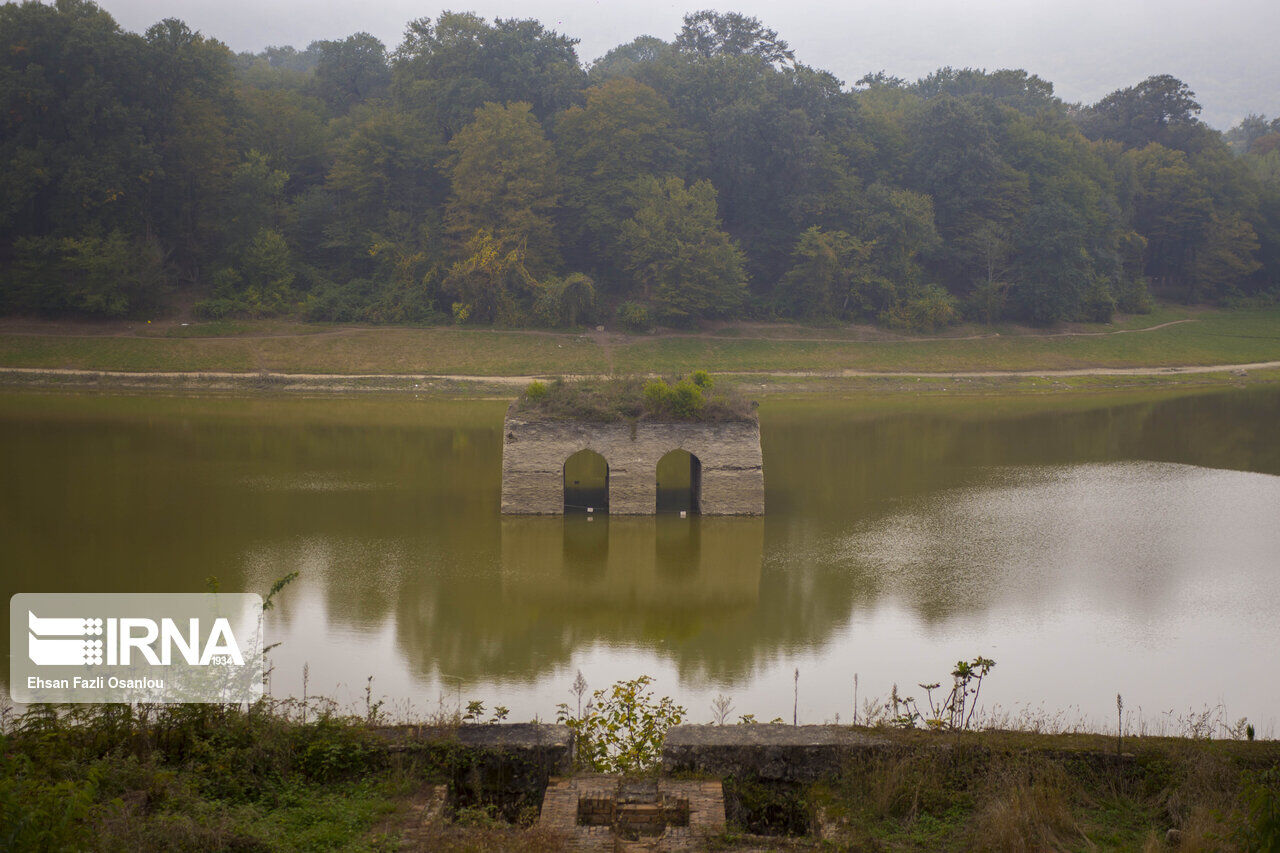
[2, 0, 1280, 331]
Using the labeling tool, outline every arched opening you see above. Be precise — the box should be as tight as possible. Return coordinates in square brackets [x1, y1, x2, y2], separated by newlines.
[656, 449, 701, 515]
[564, 449, 609, 514]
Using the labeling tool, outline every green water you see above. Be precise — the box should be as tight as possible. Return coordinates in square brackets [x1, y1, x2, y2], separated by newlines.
[2, 387, 1278, 731]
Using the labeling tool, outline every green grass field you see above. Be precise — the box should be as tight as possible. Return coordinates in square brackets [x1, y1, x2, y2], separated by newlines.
[0, 306, 1277, 376]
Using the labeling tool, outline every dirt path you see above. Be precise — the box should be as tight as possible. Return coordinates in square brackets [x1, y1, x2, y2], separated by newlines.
[2, 359, 1276, 390]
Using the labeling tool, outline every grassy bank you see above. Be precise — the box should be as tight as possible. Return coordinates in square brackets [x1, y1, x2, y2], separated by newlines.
[4, 702, 1278, 852]
[0, 306, 1278, 377]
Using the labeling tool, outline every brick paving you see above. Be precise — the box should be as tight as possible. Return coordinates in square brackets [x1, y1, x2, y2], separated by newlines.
[539, 774, 726, 851]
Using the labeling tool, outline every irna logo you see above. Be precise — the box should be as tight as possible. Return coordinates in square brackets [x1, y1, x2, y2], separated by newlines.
[27, 611, 245, 667]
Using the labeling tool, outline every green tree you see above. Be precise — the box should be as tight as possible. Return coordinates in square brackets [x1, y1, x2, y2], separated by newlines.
[776, 227, 870, 319]
[392, 13, 584, 131]
[554, 78, 690, 281]
[312, 32, 389, 113]
[445, 102, 560, 272]
[1081, 74, 1207, 153]
[907, 96, 1029, 297]
[1127, 143, 1214, 296]
[441, 228, 539, 324]
[674, 10, 795, 66]
[535, 272, 596, 327]
[619, 176, 747, 323]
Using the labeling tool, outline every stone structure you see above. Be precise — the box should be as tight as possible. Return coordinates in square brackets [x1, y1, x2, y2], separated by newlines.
[662, 724, 889, 782]
[539, 774, 726, 850]
[373, 723, 572, 818]
[501, 409, 765, 515]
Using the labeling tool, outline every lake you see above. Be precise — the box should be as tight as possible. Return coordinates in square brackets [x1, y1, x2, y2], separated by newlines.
[2, 386, 1277, 735]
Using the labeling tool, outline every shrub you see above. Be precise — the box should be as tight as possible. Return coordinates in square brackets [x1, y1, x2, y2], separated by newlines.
[691, 369, 714, 389]
[1115, 276, 1154, 314]
[1080, 278, 1117, 323]
[525, 380, 548, 401]
[535, 272, 596, 327]
[519, 373, 750, 422]
[668, 378, 706, 419]
[880, 285, 959, 333]
[557, 676, 686, 773]
[641, 378, 706, 419]
[616, 301, 651, 332]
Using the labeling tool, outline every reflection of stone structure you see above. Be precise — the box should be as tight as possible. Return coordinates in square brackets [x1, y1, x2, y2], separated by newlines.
[499, 516, 764, 614]
[501, 411, 765, 515]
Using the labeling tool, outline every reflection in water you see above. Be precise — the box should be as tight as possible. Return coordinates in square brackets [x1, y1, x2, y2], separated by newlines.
[1, 388, 1278, 729]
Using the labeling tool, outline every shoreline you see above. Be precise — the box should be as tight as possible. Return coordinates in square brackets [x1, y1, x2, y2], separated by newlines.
[2, 360, 1279, 397]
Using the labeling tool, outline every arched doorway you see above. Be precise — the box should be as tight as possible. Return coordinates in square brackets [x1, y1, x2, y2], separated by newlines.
[564, 449, 609, 513]
[656, 449, 701, 514]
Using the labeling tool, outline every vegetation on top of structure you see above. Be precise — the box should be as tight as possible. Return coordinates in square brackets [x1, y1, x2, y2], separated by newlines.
[515, 371, 755, 422]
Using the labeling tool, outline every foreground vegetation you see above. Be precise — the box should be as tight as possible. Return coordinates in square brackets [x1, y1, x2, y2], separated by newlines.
[3, 699, 1278, 852]
[1, 306, 1278, 378]
[3, 3, 1279, 332]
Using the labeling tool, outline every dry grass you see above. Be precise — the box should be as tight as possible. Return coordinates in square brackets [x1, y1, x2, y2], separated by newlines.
[966, 760, 1081, 852]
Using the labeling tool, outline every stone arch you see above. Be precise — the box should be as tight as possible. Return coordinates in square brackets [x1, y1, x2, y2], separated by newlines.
[564, 448, 609, 513]
[656, 449, 702, 515]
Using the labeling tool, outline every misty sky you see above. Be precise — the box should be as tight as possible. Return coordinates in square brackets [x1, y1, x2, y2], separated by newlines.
[93, 0, 1280, 128]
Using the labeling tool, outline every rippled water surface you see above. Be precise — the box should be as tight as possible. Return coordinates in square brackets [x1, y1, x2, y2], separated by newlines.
[2, 387, 1278, 732]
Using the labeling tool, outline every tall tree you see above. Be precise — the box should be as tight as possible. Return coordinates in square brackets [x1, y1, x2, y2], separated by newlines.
[393, 13, 584, 132]
[553, 78, 690, 281]
[674, 11, 794, 67]
[312, 32, 389, 113]
[445, 102, 560, 272]
[619, 176, 747, 323]
[1081, 75, 1207, 153]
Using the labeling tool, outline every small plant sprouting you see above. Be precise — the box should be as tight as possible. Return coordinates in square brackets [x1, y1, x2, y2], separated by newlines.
[571, 669, 589, 720]
[365, 675, 384, 724]
[463, 700, 485, 723]
[1117, 693, 1124, 755]
[1248, 722, 1257, 741]
[263, 571, 300, 611]
[882, 656, 997, 731]
[711, 694, 734, 725]
[490, 706, 510, 723]
[794, 667, 799, 726]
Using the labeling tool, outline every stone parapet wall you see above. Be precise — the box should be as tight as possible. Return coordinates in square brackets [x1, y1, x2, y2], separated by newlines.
[501, 412, 765, 515]
[661, 724, 889, 782]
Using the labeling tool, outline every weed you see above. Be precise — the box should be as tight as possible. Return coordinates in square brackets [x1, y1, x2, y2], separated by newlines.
[556, 675, 685, 773]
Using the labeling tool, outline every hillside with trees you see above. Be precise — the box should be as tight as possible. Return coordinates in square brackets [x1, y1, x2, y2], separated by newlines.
[2, 2, 1278, 330]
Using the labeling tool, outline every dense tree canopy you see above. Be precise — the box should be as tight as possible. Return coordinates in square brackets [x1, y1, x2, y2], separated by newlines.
[2, 2, 1277, 328]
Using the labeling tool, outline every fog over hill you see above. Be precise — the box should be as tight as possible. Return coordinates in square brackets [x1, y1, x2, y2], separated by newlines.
[97, 0, 1279, 128]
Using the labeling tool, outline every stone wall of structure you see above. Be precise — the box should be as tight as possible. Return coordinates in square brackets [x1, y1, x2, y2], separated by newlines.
[501, 410, 765, 515]
[661, 725, 889, 782]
